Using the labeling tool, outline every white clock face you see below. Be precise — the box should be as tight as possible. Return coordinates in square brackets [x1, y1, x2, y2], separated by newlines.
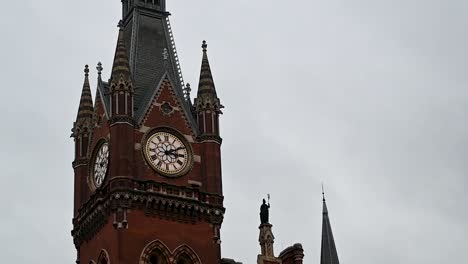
[145, 131, 191, 176]
[93, 142, 109, 188]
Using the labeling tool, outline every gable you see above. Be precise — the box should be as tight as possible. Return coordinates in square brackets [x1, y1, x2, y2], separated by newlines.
[140, 75, 197, 136]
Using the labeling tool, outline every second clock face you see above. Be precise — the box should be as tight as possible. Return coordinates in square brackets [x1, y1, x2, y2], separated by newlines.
[93, 142, 109, 188]
[145, 131, 191, 176]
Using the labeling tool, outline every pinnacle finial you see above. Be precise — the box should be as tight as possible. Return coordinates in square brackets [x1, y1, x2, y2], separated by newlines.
[97, 62, 103, 75]
[322, 183, 326, 202]
[184, 83, 192, 101]
[202, 40, 207, 52]
[84, 65, 89, 77]
[162, 48, 169, 61]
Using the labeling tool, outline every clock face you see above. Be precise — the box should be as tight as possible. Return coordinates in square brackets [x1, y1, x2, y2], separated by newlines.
[144, 131, 191, 176]
[92, 142, 109, 188]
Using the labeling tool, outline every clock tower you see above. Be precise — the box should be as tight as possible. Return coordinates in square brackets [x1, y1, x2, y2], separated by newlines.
[71, 1, 225, 263]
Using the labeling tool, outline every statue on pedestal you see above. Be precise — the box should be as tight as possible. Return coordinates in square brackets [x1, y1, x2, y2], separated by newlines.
[260, 197, 270, 225]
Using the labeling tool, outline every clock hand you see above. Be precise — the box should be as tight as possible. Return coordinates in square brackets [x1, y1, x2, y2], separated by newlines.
[165, 151, 185, 158]
[169, 147, 185, 152]
[167, 147, 185, 154]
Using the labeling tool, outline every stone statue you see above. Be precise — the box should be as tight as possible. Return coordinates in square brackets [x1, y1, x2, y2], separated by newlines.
[260, 198, 270, 224]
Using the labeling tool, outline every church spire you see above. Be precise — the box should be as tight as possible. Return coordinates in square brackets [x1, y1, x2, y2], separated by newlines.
[195, 41, 222, 110]
[194, 41, 223, 139]
[321, 189, 340, 264]
[109, 22, 134, 122]
[75, 65, 94, 123]
[71, 65, 95, 159]
[111, 22, 132, 81]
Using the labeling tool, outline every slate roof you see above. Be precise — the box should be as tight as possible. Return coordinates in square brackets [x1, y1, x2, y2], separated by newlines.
[97, 10, 197, 130]
[97, 79, 110, 118]
[124, 12, 195, 127]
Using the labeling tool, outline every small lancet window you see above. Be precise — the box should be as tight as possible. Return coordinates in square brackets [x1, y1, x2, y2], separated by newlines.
[149, 249, 167, 264]
[176, 254, 193, 264]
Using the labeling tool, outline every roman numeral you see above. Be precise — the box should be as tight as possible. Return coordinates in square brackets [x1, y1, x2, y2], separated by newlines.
[177, 160, 183, 166]
[164, 135, 169, 141]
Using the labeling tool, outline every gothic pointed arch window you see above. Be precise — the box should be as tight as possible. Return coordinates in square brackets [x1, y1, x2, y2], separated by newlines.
[148, 249, 168, 264]
[172, 245, 201, 264]
[97, 249, 110, 264]
[140, 240, 171, 264]
[176, 253, 193, 264]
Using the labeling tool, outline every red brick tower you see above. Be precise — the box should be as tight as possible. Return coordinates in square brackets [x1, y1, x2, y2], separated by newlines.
[71, 1, 224, 263]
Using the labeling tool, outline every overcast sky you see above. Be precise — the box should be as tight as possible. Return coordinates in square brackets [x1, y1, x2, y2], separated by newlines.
[1, 0, 467, 263]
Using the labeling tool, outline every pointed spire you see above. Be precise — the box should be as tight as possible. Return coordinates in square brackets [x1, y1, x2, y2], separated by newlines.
[198, 40, 216, 95]
[321, 188, 340, 264]
[111, 21, 132, 84]
[76, 65, 94, 122]
[71, 65, 95, 139]
[109, 22, 135, 121]
[195, 40, 223, 113]
[322, 183, 328, 214]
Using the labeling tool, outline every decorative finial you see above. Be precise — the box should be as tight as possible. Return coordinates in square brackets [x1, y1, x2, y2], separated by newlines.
[202, 40, 207, 52]
[84, 65, 89, 77]
[162, 48, 169, 61]
[118, 20, 124, 29]
[322, 183, 326, 202]
[183, 83, 192, 101]
[96, 62, 103, 75]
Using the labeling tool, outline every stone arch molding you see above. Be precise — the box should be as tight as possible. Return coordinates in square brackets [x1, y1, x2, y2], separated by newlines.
[140, 240, 202, 264]
[97, 249, 110, 264]
[172, 244, 202, 264]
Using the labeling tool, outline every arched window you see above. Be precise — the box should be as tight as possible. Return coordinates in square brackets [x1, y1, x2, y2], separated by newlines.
[172, 245, 201, 264]
[140, 240, 171, 264]
[149, 249, 168, 264]
[176, 253, 192, 264]
[97, 249, 110, 264]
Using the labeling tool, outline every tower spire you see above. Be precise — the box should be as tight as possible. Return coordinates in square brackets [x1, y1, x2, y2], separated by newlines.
[195, 40, 220, 107]
[71, 65, 95, 161]
[109, 21, 134, 121]
[321, 189, 340, 264]
[111, 21, 132, 82]
[72, 65, 95, 138]
[75, 65, 94, 123]
[194, 41, 224, 139]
